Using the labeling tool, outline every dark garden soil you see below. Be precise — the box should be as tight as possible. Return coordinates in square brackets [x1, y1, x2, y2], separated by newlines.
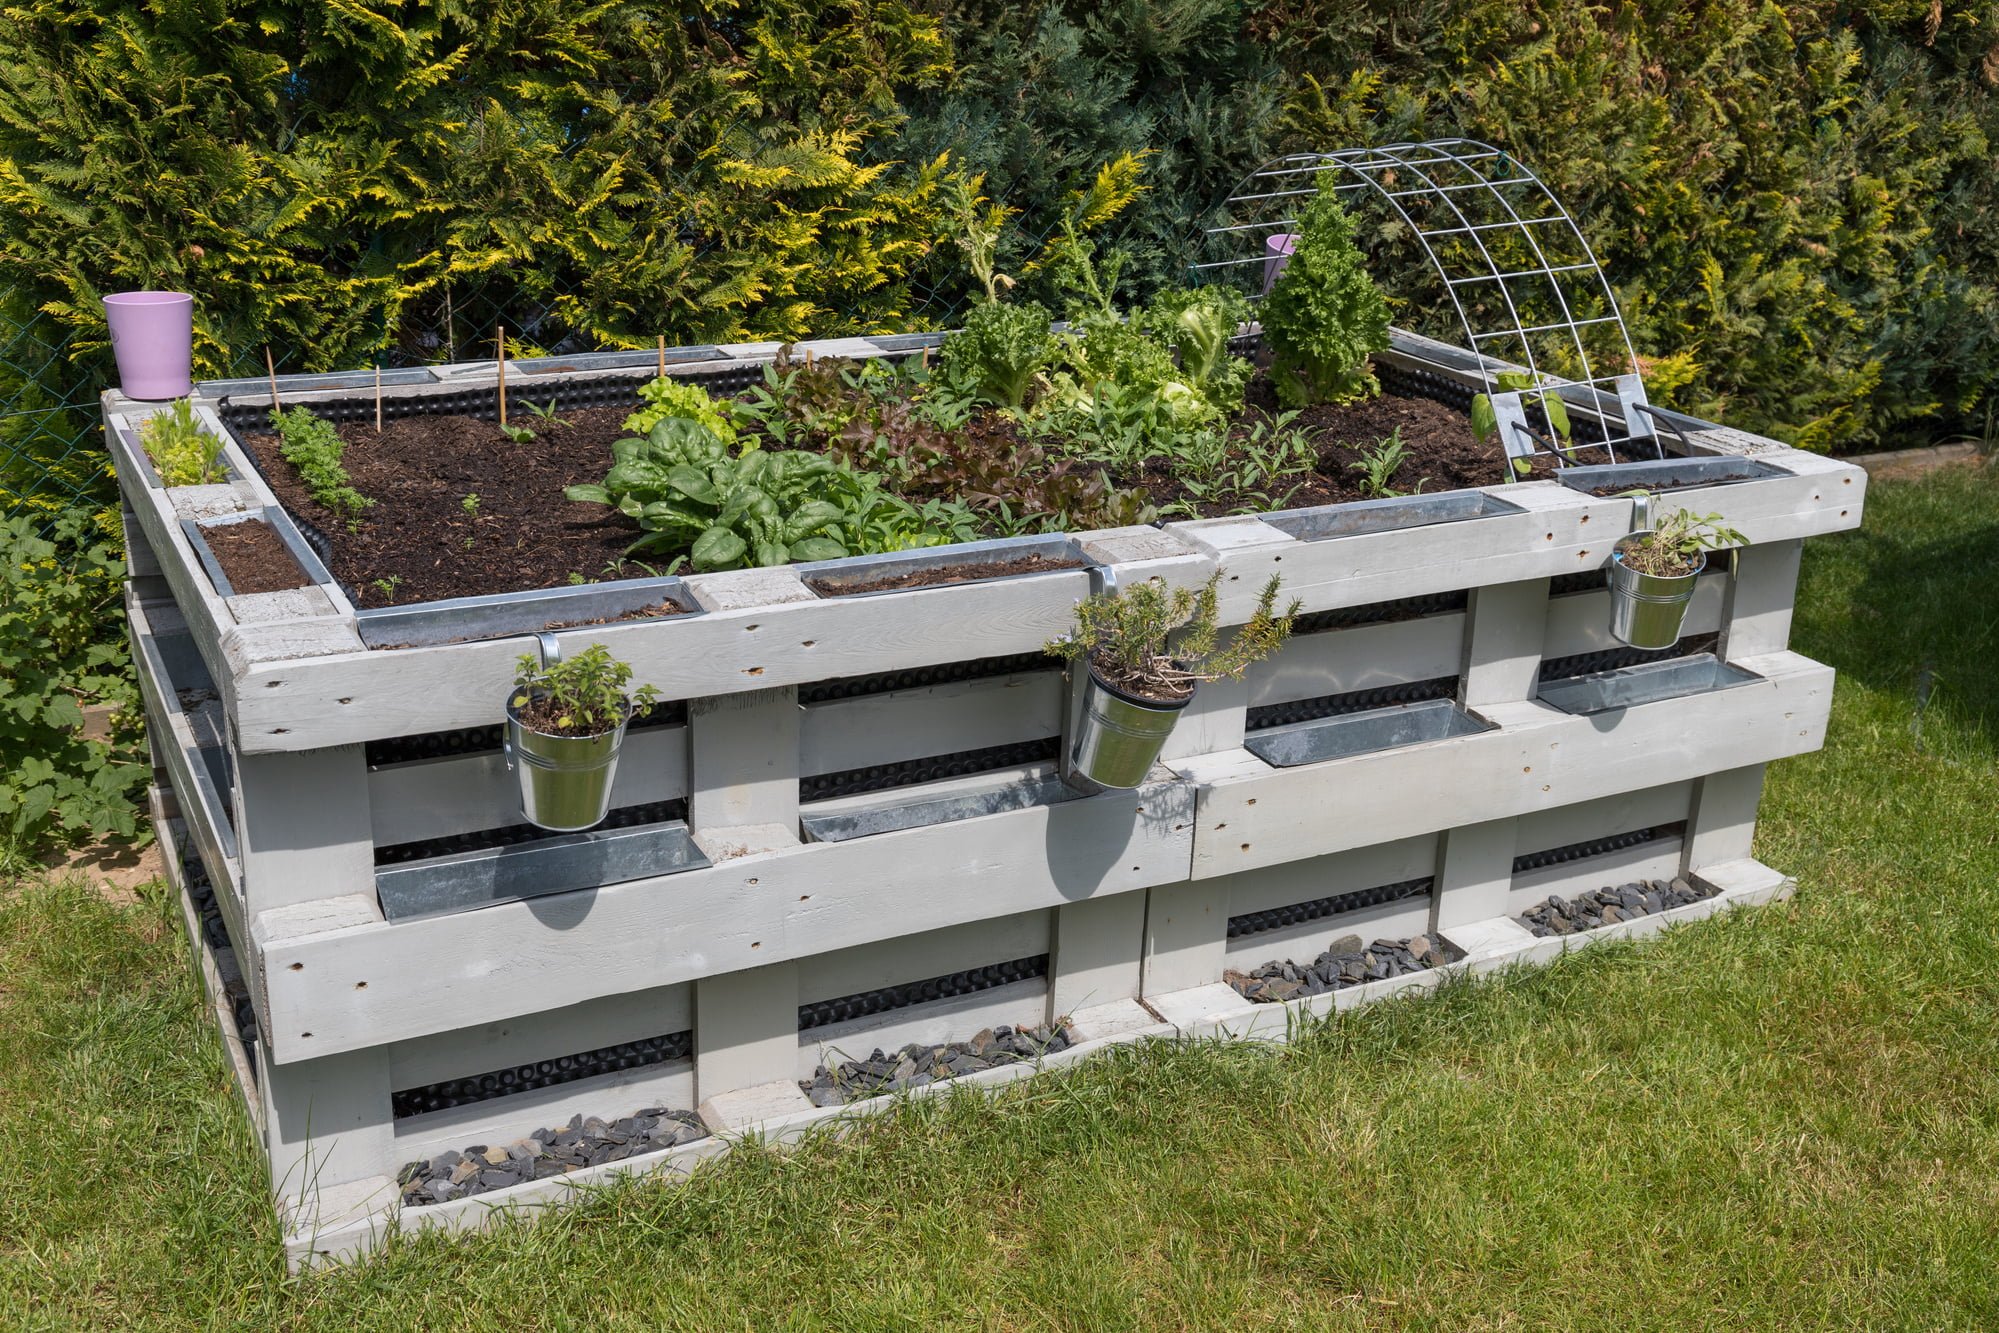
[1584, 471, 1759, 497]
[241, 364, 1561, 609]
[242, 407, 647, 608]
[201, 518, 310, 595]
[804, 552, 1084, 596]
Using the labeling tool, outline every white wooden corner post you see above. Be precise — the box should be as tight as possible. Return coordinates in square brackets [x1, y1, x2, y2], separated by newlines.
[1431, 575, 1550, 929]
[234, 744, 377, 917]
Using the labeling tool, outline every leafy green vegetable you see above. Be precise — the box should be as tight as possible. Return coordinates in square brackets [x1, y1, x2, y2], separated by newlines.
[623, 376, 740, 445]
[269, 406, 372, 527]
[1143, 286, 1254, 415]
[138, 398, 223, 487]
[938, 300, 1057, 410]
[0, 506, 147, 852]
[1260, 187, 1390, 407]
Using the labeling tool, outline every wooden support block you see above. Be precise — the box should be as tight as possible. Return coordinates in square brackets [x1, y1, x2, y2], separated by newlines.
[1683, 763, 1767, 872]
[1720, 539, 1804, 658]
[695, 960, 801, 1103]
[687, 686, 801, 836]
[1161, 672, 1247, 761]
[1142, 879, 1229, 996]
[1048, 892, 1147, 1019]
[1461, 578, 1551, 707]
[261, 1044, 398, 1203]
[235, 745, 377, 915]
[1431, 817, 1519, 931]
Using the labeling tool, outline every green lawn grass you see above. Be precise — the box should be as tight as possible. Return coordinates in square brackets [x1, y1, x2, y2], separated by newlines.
[4, 465, 1997, 1331]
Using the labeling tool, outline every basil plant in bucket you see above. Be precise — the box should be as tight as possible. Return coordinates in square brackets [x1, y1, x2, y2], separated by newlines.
[505, 645, 661, 832]
[1048, 572, 1299, 789]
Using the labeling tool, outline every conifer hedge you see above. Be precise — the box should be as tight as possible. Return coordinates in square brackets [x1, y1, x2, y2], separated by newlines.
[0, 0, 1993, 452]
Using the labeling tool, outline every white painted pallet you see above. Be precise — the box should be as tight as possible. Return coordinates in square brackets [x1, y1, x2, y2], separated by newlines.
[118, 338, 1860, 1269]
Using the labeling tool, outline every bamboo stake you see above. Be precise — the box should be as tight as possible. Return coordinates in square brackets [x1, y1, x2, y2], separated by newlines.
[497, 325, 507, 428]
[657, 335, 666, 379]
[264, 348, 281, 413]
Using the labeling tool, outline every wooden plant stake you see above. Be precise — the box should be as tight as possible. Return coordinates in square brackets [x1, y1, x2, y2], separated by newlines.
[373, 362, 383, 434]
[264, 347, 281, 413]
[497, 325, 507, 428]
[658, 335, 666, 379]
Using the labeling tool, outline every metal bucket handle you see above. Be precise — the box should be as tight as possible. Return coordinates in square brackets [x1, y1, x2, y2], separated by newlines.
[503, 631, 564, 774]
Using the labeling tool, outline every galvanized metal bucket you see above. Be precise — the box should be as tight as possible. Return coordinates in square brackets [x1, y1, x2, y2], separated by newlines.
[504, 697, 631, 832]
[1070, 669, 1192, 790]
[1607, 532, 1705, 649]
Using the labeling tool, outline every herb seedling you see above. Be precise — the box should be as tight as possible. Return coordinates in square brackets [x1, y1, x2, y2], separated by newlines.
[510, 644, 659, 737]
[461, 493, 480, 516]
[270, 406, 373, 528]
[369, 575, 402, 599]
[1618, 507, 1747, 577]
[566, 571, 587, 585]
[498, 422, 537, 444]
[524, 398, 570, 427]
[1470, 371, 1573, 476]
[1046, 572, 1300, 704]
[139, 398, 225, 487]
[1348, 431, 1427, 499]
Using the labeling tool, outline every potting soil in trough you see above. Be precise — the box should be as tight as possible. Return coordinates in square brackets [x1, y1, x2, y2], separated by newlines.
[1515, 877, 1719, 936]
[397, 1107, 710, 1207]
[801, 1023, 1074, 1107]
[805, 552, 1083, 596]
[239, 365, 1552, 609]
[1225, 932, 1463, 1004]
[202, 519, 310, 595]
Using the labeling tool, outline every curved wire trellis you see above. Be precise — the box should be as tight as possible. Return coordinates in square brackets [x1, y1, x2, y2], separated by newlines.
[1190, 139, 1663, 465]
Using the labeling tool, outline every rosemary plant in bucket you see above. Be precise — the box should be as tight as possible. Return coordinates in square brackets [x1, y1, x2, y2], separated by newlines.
[1048, 572, 1299, 787]
[505, 645, 660, 830]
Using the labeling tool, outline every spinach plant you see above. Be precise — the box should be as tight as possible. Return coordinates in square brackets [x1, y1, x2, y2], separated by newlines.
[139, 398, 223, 486]
[1348, 431, 1427, 498]
[270, 406, 372, 528]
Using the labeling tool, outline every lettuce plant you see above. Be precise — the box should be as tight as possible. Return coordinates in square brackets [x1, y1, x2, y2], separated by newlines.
[1143, 286, 1254, 415]
[139, 398, 223, 487]
[623, 376, 740, 445]
[938, 300, 1057, 409]
[1260, 188, 1391, 406]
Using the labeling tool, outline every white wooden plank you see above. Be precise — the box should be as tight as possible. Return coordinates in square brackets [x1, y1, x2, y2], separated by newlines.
[1462, 580, 1551, 707]
[1720, 540, 1804, 658]
[688, 686, 800, 835]
[387, 982, 693, 1090]
[259, 776, 1197, 1063]
[695, 960, 801, 1101]
[1432, 817, 1519, 930]
[1544, 577, 1725, 662]
[262, 1044, 398, 1202]
[1684, 763, 1767, 871]
[236, 745, 377, 916]
[367, 724, 689, 847]
[795, 911, 1049, 1008]
[1224, 836, 1438, 921]
[1161, 671, 1249, 761]
[232, 567, 1103, 754]
[799, 672, 1059, 777]
[111, 427, 239, 695]
[1511, 782, 1695, 865]
[1048, 892, 1147, 1016]
[1141, 880, 1229, 996]
[1189, 651, 1831, 879]
[1247, 612, 1465, 708]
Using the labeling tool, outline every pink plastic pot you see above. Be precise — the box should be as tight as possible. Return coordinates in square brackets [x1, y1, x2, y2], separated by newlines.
[1262, 233, 1299, 295]
[102, 291, 194, 399]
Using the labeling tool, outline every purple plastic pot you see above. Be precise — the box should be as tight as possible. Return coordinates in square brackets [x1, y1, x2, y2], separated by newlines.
[102, 291, 194, 399]
[1262, 233, 1299, 296]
